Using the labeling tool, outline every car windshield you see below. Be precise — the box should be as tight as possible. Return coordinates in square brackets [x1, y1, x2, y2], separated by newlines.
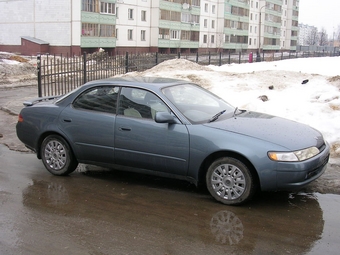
[162, 84, 235, 124]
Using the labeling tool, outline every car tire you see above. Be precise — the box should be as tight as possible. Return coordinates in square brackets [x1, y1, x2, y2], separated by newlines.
[41, 135, 78, 176]
[206, 157, 255, 205]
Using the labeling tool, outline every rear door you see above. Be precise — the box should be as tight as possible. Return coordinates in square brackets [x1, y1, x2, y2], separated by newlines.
[114, 87, 190, 176]
[58, 86, 118, 164]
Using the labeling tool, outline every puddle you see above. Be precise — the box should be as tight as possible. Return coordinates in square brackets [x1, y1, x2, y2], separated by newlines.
[1, 144, 340, 254]
[307, 193, 340, 254]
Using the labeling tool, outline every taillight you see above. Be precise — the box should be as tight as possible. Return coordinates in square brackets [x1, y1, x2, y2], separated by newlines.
[18, 114, 24, 122]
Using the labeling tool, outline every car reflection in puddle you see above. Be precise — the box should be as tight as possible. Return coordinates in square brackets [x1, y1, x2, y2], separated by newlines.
[210, 210, 244, 245]
[20, 165, 333, 254]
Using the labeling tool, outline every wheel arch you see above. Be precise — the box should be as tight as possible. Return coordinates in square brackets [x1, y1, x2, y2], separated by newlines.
[36, 131, 74, 159]
[198, 150, 261, 190]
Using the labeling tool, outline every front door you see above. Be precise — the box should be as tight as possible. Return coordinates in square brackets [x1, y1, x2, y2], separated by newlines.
[114, 87, 190, 176]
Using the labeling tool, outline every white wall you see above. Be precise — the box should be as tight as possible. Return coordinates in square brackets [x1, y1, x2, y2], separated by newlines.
[115, 0, 152, 47]
[0, 0, 80, 46]
[0, 0, 35, 45]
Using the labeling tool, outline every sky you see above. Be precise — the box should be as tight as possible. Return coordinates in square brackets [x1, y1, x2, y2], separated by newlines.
[130, 56, 340, 163]
[299, 0, 340, 34]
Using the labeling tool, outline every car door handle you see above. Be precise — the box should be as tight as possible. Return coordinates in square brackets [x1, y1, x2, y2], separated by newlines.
[63, 119, 72, 122]
[119, 127, 131, 131]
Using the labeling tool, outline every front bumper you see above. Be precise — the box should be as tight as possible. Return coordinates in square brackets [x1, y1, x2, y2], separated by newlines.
[275, 142, 330, 190]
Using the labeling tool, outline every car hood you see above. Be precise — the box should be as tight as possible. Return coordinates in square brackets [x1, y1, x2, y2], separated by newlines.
[204, 111, 324, 150]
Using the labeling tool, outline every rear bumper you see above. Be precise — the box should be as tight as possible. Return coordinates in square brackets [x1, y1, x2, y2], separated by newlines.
[275, 142, 330, 190]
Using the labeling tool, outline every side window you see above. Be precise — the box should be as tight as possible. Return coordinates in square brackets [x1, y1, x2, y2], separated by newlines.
[73, 86, 119, 114]
[118, 87, 170, 119]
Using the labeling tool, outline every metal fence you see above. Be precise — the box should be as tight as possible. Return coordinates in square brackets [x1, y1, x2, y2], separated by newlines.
[37, 50, 340, 97]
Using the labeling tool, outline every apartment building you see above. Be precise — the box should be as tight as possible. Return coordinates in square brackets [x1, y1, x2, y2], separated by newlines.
[298, 23, 318, 46]
[0, 0, 299, 55]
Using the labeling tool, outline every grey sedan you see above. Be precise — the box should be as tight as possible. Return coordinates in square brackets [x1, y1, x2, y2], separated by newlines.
[16, 77, 330, 205]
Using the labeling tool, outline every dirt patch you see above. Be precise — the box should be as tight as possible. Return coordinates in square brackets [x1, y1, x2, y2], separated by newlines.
[8, 55, 29, 63]
[328, 75, 340, 82]
[328, 75, 340, 89]
[0, 54, 37, 85]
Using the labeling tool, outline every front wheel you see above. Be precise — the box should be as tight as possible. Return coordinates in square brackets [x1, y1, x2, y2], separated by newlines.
[41, 135, 78, 176]
[206, 157, 255, 205]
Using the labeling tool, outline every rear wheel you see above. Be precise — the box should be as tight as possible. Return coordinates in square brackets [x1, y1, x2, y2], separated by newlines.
[206, 157, 255, 205]
[41, 135, 78, 176]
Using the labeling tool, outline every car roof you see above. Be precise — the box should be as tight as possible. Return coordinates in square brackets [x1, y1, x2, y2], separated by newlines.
[83, 76, 190, 91]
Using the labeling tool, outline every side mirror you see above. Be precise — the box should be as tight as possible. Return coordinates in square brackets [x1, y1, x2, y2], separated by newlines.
[155, 112, 178, 124]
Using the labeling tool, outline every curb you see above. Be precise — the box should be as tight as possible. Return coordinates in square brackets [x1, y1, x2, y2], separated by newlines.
[0, 106, 18, 116]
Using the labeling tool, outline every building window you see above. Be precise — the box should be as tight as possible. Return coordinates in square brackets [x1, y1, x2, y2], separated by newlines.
[204, 19, 207, 28]
[211, 35, 215, 43]
[128, 9, 134, 20]
[225, 34, 230, 43]
[212, 20, 215, 29]
[182, 13, 190, 23]
[212, 5, 216, 14]
[116, 7, 119, 18]
[160, 10, 181, 22]
[192, 0, 200, 7]
[204, 3, 208, 12]
[170, 30, 180, 40]
[141, 10, 146, 21]
[82, 0, 98, 12]
[82, 23, 98, 36]
[203, 34, 207, 43]
[128, 29, 133, 40]
[192, 14, 199, 24]
[100, 2, 115, 14]
[181, 31, 190, 41]
[100, 24, 115, 37]
[249, 38, 252, 45]
[141, 30, 146, 41]
[159, 28, 170, 39]
[225, 4, 231, 13]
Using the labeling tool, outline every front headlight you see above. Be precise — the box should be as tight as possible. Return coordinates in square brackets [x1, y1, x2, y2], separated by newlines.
[268, 147, 320, 162]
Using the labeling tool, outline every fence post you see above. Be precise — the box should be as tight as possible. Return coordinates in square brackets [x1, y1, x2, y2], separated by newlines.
[219, 52, 222, 66]
[196, 52, 198, 63]
[228, 51, 231, 64]
[155, 52, 158, 65]
[178, 52, 181, 59]
[239, 52, 241, 64]
[37, 55, 42, 97]
[208, 52, 211, 65]
[281, 52, 283, 60]
[83, 52, 87, 84]
[125, 52, 129, 73]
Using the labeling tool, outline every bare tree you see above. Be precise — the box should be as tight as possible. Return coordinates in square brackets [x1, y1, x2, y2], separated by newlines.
[337, 25, 340, 41]
[318, 28, 329, 46]
[306, 27, 318, 45]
